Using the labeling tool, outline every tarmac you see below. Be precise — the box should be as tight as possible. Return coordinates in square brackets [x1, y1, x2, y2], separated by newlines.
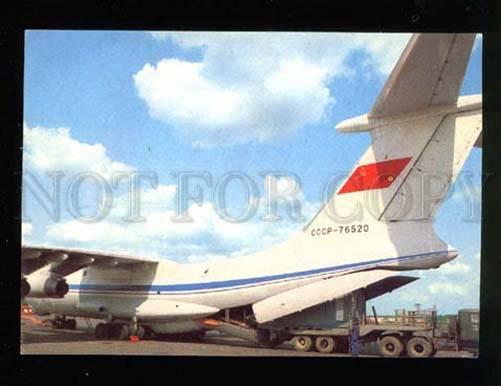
[20, 316, 475, 357]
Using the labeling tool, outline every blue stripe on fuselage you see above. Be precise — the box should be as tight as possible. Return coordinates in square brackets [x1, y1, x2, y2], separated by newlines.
[68, 250, 451, 295]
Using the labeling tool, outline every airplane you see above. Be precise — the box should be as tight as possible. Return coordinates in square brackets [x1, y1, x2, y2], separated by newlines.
[22, 33, 481, 344]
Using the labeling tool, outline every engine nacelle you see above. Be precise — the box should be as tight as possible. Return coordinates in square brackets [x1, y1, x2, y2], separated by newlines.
[26, 273, 69, 298]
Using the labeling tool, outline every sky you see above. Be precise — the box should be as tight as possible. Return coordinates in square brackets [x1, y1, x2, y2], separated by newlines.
[22, 31, 482, 314]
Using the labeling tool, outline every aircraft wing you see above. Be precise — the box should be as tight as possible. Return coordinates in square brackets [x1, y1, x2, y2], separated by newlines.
[22, 245, 158, 277]
[370, 33, 476, 118]
[252, 270, 417, 324]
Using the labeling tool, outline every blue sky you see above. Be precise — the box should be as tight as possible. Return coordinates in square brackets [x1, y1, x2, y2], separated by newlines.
[22, 31, 482, 314]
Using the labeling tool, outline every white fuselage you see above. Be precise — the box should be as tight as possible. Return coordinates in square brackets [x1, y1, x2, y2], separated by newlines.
[27, 220, 457, 333]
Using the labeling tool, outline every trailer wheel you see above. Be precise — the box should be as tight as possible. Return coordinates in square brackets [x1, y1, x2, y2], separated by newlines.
[336, 337, 349, 353]
[315, 336, 336, 353]
[293, 335, 313, 352]
[406, 337, 433, 358]
[379, 336, 404, 357]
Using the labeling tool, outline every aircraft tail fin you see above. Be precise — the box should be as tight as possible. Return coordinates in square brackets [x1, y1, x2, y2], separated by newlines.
[370, 33, 476, 118]
[305, 95, 481, 233]
[305, 33, 480, 237]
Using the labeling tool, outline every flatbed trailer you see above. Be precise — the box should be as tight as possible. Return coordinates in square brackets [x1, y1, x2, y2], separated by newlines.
[284, 323, 437, 357]
[283, 309, 479, 357]
[201, 318, 437, 357]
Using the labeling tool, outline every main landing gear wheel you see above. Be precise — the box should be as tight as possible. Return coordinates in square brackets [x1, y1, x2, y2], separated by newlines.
[379, 336, 404, 357]
[95, 322, 147, 340]
[406, 337, 434, 358]
[95, 323, 113, 340]
[315, 336, 336, 353]
[95, 323, 105, 339]
[52, 316, 76, 330]
[113, 324, 130, 340]
[52, 316, 64, 329]
[293, 336, 313, 352]
[135, 326, 146, 339]
[63, 319, 76, 330]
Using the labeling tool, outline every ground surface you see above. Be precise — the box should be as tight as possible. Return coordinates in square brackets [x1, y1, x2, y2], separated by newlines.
[20, 317, 475, 357]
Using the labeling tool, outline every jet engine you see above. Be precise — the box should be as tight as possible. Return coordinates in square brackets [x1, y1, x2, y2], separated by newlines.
[25, 273, 69, 298]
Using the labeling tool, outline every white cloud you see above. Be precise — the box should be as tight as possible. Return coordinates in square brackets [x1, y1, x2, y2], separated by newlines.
[137, 32, 410, 147]
[23, 124, 133, 178]
[350, 34, 412, 74]
[428, 282, 468, 296]
[150, 32, 170, 41]
[43, 203, 301, 261]
[21, 127, 313, 260]
[47, 220, 141, 244]
[263, 175, 305, 201]
[42, 178, 313, 261]
[22, 222, 33, 242]
[398, 287, 432, 305]
[439, 261, 471, 275]
[113, 184, 177, 216]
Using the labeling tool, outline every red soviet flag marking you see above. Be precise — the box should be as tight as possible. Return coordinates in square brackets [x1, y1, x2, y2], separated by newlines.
[338, 157, 412, 194]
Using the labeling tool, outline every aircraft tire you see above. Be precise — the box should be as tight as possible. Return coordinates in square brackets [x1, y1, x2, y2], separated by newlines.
[379, 336, 404, 357]
[64, 319, 76, 330]
[113, 324, 130, 340]
[315, 336, 336, 353]
[95, 323, 106, 339]
[136, 326, 145, 339]
[293, 336, 313, 352]
[53, 316, 64, 329]
[406, 337, 433, 358]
